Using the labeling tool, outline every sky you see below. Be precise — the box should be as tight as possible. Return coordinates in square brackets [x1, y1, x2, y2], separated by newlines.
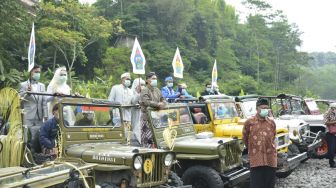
[226, 0, 336, 53]
[80, 0, 336, 53]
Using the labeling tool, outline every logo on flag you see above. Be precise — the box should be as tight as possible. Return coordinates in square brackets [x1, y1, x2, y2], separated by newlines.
[211, 60, 218, 88]
[130, 37, 146, 74]
[28, 23, 35, 72]
[172, 47, 184, 78]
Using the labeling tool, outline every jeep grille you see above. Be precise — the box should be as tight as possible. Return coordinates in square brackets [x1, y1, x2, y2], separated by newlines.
[221, 141, 241, 170]
[139, 153, 165, 187]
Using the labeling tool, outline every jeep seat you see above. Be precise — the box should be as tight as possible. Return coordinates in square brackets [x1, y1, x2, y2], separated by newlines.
[192, 108, 207, 124]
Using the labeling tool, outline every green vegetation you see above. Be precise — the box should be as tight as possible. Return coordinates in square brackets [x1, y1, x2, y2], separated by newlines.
[0, 0, 335, 99]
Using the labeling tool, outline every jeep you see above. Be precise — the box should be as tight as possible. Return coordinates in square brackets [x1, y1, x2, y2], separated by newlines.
[0, 162, 96, 187]
[0, 87, 185, 188]
[146, 103, 250, 188]
[262, 94, 326, 158]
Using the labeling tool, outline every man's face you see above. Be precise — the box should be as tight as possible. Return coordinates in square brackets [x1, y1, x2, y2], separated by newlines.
[257, 104, 269, 114]
[53, 110, 59, 121]
[122, 77, 131, 83]
[149, 75, 157, 83]
[31, 68, 41, 74]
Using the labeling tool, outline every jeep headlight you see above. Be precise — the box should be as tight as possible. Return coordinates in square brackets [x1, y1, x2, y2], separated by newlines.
[218, 144, 226, 157]
[164, 153, 174, 166]
[133, 155, 143, 170]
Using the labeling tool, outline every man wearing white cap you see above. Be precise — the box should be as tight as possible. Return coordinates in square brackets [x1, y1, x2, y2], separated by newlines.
[108, 73, 133, 142]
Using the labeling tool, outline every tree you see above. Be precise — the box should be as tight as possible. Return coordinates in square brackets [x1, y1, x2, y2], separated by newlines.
[37, 0, 119, 87]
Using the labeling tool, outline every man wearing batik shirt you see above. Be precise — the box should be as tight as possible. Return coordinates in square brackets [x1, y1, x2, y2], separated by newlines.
[242, 98, 277, 188]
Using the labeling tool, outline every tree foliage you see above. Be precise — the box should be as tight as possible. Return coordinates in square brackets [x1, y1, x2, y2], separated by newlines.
[2, 0, 335, 99]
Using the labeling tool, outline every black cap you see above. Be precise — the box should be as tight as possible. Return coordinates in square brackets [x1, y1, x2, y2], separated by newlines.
[146, 72, 156, 79]
[256, 98, 268, 107]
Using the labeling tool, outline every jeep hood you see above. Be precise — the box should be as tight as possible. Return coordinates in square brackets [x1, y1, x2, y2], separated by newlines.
[65, 142, 165, 165]
[170, 135, 234, 155]
[280, 114, 324, 125]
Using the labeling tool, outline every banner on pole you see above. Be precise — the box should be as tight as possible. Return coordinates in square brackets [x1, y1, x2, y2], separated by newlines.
[130, 37, 146, 74]
[172, 47, 184, 78]
[211, 59, 218, 89]
[28, 23, 36, 72]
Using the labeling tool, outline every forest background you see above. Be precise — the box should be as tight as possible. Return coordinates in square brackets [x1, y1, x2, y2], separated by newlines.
[1, 0, 336, 99]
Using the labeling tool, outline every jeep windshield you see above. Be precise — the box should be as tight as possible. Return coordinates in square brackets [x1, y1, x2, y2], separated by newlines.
[62, 104, 122, 127]
[240, 100, 258, 118]
[150, 106, 192, 128]
[211, 102, 238, 120]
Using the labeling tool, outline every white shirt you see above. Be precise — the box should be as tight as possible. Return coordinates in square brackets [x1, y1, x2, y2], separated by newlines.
[108, 84, 133, 121]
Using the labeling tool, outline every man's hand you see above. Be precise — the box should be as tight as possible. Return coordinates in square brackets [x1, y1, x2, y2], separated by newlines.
[158, 102, 165, 110]
[52, 147, 58, 155]
[27, 85, 32, 91]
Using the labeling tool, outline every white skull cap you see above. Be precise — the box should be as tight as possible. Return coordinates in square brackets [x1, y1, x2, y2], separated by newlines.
[120, 72, 131, 79]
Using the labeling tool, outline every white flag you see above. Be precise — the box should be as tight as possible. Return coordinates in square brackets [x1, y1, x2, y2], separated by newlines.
[130, 37, 146, 74]
[28, 23, 36, 72]
[211, 60, 218, 89]
[172, 47, 184, 78]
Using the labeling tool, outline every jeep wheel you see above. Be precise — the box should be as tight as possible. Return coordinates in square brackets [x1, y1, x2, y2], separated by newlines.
[313, 137, 328, 159]
[182, 165, 224, 188]
[276, 169, 294, 178]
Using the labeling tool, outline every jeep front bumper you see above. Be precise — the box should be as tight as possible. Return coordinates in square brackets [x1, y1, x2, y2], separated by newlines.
[277, 152, 307, 173]
[221, 167, 250, 186]
[296, 130, 323, 154]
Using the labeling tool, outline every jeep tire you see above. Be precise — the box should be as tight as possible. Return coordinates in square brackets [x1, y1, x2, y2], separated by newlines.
[182, 165, 224, 188]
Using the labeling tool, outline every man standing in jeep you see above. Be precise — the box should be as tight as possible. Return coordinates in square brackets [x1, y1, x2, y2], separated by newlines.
[140, 72, 165, 148]
[243, 98, 277, 188]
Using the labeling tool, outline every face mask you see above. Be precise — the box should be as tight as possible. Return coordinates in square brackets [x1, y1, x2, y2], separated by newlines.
[259, 109, 269, 118]
[167, 83, 173, 87]
[59, 75, 67, 83]
[206, 88, 212, 92]
[32, 73, 40, 81]
[150, 80, 158, 87]
[124, 80, 131, 87]
[181, 89, 186, 94]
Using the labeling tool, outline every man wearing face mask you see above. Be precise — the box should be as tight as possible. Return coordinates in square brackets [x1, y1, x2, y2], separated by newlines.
[323, 103, 336, 168]
[108, 72, 133, 123]
[39, 104, 60, 157]
[242, 98, 277, 188]
[161, 76, 180, 102]
[140, 72, 165, 148]
[201, 83, 214, 96]
[19, 64, 48, 126]
[19, 64, 48, 154]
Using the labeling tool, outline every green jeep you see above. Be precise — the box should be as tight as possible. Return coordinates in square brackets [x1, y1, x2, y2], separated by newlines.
[0, 88, 185, 188]
[146, 103, 250, 188]
[0, 162, 96, 188]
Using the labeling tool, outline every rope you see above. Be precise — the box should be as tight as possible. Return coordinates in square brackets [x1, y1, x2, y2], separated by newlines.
[57, 124, 63, 158]
[125, 121, 131, 145]
[0, 88, 24, 167]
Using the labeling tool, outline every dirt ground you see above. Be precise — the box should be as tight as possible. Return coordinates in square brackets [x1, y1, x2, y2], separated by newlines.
[276, 158, 336, 188]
